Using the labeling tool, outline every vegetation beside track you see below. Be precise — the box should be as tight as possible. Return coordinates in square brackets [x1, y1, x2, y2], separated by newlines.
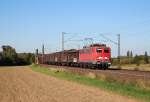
[111, 64, 150, 71]
[31, 65, 150, 102]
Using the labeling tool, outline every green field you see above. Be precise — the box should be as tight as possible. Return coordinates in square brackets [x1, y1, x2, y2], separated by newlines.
[31, 65, 150, 102]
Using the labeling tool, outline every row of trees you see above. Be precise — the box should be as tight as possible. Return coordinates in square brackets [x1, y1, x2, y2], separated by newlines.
[126, 51, 133, 57]
[0, 45, 35, 66]
[112, 51, 149, 65]
[126, 50, 149, 65]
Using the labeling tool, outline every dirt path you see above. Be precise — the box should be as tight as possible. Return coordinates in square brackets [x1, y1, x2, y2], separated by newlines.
[0, 66, 142, 102]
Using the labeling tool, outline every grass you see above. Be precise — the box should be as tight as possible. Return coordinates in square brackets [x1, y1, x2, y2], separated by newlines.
[31, 65, 150, 102]
[111, 64, 150, 71]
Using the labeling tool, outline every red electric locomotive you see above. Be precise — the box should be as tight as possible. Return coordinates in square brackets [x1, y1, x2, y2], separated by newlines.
[79, 44, 111, 69]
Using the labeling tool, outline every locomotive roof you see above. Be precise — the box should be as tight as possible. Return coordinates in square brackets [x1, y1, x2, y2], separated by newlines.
[90, 44, 106, 47]
[83, 44, 108, 48]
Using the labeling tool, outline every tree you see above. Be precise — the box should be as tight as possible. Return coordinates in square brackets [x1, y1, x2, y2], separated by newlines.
[130, 51, 133, 57]
[1, 45, 17, 65]
[144, 51, 149, 64]
[0, 45, 35, 66]
[0, 52, 2, 63]
[26, 53, 34, 64]
[127, 51, 130, 57]
[17, 53, 35, 65]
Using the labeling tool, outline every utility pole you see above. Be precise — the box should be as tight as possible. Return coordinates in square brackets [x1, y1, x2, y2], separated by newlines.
[62, 32, 65, 51]
[42, 44, 45, 64]
[42, 44, 45, 55]
[118, 34, 121, 68]
[35, 49, 38, 64]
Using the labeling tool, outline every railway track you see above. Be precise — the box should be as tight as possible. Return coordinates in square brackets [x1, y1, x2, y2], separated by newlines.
[40, 64, 150, 81]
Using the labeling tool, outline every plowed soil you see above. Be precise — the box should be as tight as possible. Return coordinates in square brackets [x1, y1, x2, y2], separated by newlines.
[0, 66, 141, 102]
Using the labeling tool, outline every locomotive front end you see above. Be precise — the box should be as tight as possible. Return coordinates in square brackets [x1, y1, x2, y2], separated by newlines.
[95, 47, 111, 69]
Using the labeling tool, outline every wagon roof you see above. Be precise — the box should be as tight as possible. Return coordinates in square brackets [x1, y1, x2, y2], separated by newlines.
[63, 49, 79, 53]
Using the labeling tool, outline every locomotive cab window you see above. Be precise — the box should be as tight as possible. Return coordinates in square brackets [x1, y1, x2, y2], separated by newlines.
[96, 48, 102, 53]
[104, 48, 109, 53]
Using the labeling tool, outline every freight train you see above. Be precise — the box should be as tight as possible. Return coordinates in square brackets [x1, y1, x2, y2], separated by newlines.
[37, 44, 111, 70]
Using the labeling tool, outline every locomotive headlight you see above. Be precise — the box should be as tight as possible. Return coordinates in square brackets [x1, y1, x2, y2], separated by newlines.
[98, 57, 103, 59]
[104, 57, 108, 59]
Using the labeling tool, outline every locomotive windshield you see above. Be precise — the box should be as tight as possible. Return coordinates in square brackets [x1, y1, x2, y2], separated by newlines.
[104, 48, 109, 53]
[96, 48, 102, 53]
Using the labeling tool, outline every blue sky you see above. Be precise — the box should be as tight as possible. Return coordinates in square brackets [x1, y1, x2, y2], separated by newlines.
[0, 0, 150, 56]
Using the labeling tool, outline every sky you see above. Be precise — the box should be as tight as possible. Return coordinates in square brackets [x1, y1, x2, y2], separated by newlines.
[0, 0, 150, 57]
